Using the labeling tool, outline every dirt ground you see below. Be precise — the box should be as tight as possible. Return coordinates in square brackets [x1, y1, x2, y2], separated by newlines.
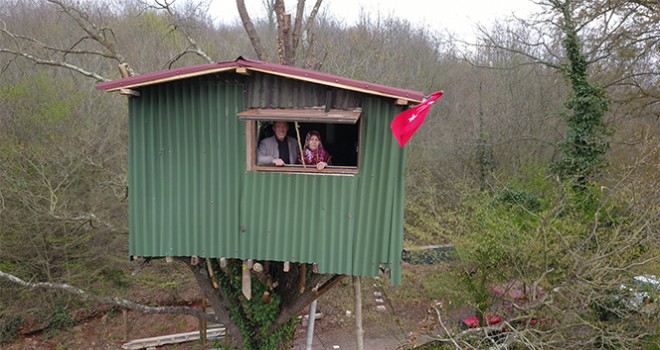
[4, 264, 458, 350]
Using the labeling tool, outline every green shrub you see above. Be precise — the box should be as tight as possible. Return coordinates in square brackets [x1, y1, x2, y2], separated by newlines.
[45, 305, 77, 337]
[0, 314, 23, 344]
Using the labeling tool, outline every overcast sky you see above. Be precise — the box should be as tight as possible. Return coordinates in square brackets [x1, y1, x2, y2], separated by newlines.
[209, 0, 539, 41]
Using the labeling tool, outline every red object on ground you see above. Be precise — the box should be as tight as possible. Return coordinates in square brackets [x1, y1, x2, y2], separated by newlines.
[462, 314, 503, 328]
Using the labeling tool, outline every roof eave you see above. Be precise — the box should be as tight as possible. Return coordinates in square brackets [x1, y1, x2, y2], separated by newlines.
[96, 58, 424, 103]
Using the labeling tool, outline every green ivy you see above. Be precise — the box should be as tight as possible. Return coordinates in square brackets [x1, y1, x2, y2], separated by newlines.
[213, 260, 295, 349]
[550, 9, 613, 192]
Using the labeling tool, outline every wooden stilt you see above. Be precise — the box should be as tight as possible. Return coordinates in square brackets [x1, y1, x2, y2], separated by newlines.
[242, 260, 252, 300]
[353, 276, 364, 350]
[299, 264, 307, 294]
[206, 259, 219, 289]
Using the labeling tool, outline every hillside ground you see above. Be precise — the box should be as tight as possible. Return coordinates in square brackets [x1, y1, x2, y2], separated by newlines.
[4, 263, 467, 350]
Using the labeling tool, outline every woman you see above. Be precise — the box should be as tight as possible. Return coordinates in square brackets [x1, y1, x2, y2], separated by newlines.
[298, 130, 331, 170]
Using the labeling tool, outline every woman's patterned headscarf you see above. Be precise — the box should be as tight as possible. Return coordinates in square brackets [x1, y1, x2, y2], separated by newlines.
[299, 130, 330, 165]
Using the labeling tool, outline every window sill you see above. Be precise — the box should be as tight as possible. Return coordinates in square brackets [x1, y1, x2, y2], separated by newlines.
[252, 165, 358, 175]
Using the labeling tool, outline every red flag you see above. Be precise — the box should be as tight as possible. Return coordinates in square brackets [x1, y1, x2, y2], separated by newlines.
[390, 91, 443, 147]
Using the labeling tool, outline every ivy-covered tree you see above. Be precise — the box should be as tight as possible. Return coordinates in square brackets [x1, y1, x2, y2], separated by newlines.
[547, 0, 612, 189]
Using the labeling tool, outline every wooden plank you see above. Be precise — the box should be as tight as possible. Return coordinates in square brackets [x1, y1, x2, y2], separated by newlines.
[121, 328, 225, 350]
[237, 108, 362, 124]
[245, 121, 255, 171]
[206, 259, 219, 289]
[235, 67, 250, 75]
[242, 260, 252, 300]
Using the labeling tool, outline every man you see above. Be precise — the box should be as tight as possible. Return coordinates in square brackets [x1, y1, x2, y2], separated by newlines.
[256, 121, 299, 166]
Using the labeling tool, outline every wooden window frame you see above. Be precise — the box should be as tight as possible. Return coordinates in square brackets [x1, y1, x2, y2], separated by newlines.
[242, 108, 362, 175]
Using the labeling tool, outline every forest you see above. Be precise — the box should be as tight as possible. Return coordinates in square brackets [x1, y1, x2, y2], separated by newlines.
[0, 0, 658, 349]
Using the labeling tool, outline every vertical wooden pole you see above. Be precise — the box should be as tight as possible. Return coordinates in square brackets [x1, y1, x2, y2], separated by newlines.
[201, 296, 207, 350]
[299, 263, 307, 293]
[123, 309, 128, 341]
[242, 260, 253, 300]
[305, 299, 318, 350]
[353, 276, 364, 350]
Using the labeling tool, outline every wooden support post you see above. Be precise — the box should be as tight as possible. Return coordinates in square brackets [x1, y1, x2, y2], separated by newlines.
[353, 276, 364, 350]
[299, 263, 307, 294]
[206, 259, 219, 289]
[242, 260, 252, 300]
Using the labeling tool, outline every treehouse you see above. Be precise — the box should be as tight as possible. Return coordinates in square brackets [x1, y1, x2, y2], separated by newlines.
[97, 57, 424, 284]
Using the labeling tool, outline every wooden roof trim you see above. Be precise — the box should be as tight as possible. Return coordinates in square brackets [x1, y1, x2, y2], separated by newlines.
[105, 66, 238, 92]
[245, 67, 422, 103]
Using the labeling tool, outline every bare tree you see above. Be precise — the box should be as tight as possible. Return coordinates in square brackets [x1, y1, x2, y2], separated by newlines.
[237, 0, 323, 66]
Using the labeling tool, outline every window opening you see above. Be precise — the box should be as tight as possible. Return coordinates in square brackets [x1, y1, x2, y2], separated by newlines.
[244, 116, 361, 174]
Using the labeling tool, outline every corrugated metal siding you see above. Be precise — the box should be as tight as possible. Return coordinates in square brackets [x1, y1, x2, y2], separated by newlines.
[128, 75, 406, 283]
[352, 98, 406, 284]
[239, 173, 358, 271]
[129, 78, 244, 258]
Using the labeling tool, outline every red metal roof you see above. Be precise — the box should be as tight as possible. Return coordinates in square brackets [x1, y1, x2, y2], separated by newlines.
[96, 57, 424, 103]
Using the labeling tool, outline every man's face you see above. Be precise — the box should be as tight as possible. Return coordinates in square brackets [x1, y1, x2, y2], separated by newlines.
[273, 121, 289, 141]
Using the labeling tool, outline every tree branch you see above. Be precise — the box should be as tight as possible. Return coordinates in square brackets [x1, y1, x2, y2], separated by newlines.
[0, 270, 220, 323]
[237, 0, 270, 61]
[152, 0, 214, 64]
[45, 0, 135, 75]
[0, 48, 107, 82]
[266, 273, 345, 334]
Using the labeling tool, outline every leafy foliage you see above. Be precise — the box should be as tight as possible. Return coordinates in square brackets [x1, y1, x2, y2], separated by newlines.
[549, 1, 613, 189]
[214, 260, 296, 350]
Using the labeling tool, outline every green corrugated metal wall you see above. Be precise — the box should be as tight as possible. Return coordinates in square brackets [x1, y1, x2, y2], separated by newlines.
[128, 76, 406, 284]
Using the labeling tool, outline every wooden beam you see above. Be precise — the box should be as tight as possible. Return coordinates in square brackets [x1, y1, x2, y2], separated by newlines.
[119, 88, 140, 97]
[395, 98, 409, 106]
[117, 63, 140, 97]
[206, 259, 219, 289]
[299, 264, 307, 294]
[118, 63, 131, 78]
[190, 256, 200, 265]
[235, 67, 250, 75]
[242, 260, 252, 300]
